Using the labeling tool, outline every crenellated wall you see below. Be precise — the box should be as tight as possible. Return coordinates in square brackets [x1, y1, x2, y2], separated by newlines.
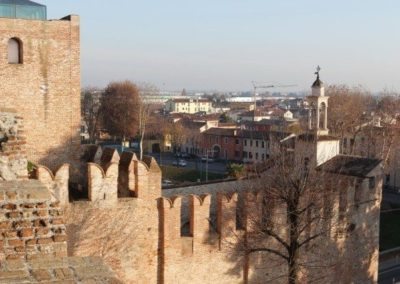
[32, 146, 162, 282]
[158, 192, 245, 284]
[36, 164, 69, 205]
[22, 144, 382, 283]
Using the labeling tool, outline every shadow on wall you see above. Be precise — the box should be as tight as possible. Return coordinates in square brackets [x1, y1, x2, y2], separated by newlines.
[221, 172, 381, 283]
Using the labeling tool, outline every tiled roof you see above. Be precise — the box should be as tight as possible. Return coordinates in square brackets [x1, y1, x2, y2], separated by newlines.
[312, 78, 323, 88]
[240, 130, 269, 140]
[318, 155, 381, 178]
[203, 128, 239, 137]
[171, 98, 211, 103]
[297, 133, 339, 141]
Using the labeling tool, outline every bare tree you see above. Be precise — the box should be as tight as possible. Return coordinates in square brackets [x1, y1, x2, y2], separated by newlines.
[137, 83, 159, 160]
[327, 85, 373, 154]
[81, 87, 102, 143]
[374, 93, 400, 167]
[231, 146, 380, 284]
[164, 120, 186, 153]
[100, 81, 140, 142]
[239, 153, 333, 283]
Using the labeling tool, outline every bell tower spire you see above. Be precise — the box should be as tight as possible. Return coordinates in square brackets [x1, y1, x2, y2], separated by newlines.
[308, 66, 329, 136]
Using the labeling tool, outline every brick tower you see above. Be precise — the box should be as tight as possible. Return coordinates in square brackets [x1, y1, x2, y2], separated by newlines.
[0, 0, 80, 170]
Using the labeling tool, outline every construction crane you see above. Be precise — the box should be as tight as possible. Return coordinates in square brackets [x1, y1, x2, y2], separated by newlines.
[251, 81, 297, 121]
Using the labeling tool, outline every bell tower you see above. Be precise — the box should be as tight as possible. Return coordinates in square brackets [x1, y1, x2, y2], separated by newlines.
[308, 66, 329, 136]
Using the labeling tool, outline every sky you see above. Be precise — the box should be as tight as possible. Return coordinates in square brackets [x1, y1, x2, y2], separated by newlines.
[39, 0, 400, 93]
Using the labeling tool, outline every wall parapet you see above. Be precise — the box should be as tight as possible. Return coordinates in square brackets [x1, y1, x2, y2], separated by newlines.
[36, 164, 69, 205]
[34, 146, 162, 207]
[88, 162, 118, 206]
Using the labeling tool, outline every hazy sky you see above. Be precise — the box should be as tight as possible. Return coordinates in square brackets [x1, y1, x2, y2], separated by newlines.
[40, 0, 400, 92]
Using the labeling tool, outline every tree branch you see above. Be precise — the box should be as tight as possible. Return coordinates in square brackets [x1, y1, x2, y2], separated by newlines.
[247, 248, 289, 261]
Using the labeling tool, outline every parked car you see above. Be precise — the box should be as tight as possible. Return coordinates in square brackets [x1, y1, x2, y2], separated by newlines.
[162, 179, 174, 187]
[172, 159, 187, 167]
[201, 156, 215, 163]
[175, 152, 190, 159]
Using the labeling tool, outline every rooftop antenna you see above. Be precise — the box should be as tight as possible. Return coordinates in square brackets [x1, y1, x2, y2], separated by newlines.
[251, 81, 297, 122]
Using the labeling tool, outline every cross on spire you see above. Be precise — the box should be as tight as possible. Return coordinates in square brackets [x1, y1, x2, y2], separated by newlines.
[314, 65, 321, 80]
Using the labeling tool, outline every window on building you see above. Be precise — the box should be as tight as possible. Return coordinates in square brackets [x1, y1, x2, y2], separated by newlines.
[304, 157, 310, 169]
[386, 174, 391, 184]
[369, 177, 375, 189]
[261, 153, 265, 160]
[255, 153, 259, 160]
[249, 152, 253, 159]
[243, 151, 248, 158]
[235, 139, 239, 145]
[250, 140, 253, 147]
[262, 141, 265, 148]
[8, 38, 23, 64]
[224, 137, 228, 144]
[244, 139, 247, 146]
[256, 141, 259, 147]
[343, 138, 347, 148]
[354, 182, 362, 205]
[338, 188, 347, 218]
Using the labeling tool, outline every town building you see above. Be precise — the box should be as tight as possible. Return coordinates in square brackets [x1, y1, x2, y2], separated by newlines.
[200, 127, 242, 161]
[241, 130, 269, 163]
[341, 116, 400, 191]
[165, 98, 213, 114]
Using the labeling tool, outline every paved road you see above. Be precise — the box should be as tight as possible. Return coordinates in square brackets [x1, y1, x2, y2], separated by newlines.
[383, 190, 400, 205]
[379, 266, 400, 283]
[148, 153, 228, 174]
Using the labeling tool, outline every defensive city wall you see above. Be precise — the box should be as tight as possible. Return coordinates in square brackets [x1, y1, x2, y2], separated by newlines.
[0, 112, 381, 283]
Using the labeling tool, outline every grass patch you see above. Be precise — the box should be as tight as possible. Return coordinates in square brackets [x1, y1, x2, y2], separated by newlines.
[380, 204, 400, 251]
[161, 165, 226, 183]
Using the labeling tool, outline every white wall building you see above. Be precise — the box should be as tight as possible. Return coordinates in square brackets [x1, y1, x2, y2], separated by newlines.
[241, 130, 270, 163]
[165, 98, 213, 114]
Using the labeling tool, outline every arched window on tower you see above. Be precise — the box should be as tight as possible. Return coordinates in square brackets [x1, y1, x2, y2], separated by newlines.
[319, 102, 327, 129]
[8, 38, 23, 64]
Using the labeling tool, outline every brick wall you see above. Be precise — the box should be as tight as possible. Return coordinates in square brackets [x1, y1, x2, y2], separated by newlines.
[0, 109, 28, 180]
[0, 180, 67, 261]
[0, 16, 80, 171]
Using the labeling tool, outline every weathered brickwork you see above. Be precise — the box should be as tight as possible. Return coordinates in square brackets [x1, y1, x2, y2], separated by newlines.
[0, 15, 80, 171]
[0, 180, 67, 261]
[62, 148, 162, 283]
[0, 109, 27, 180]
[0, 256, 122, 283]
